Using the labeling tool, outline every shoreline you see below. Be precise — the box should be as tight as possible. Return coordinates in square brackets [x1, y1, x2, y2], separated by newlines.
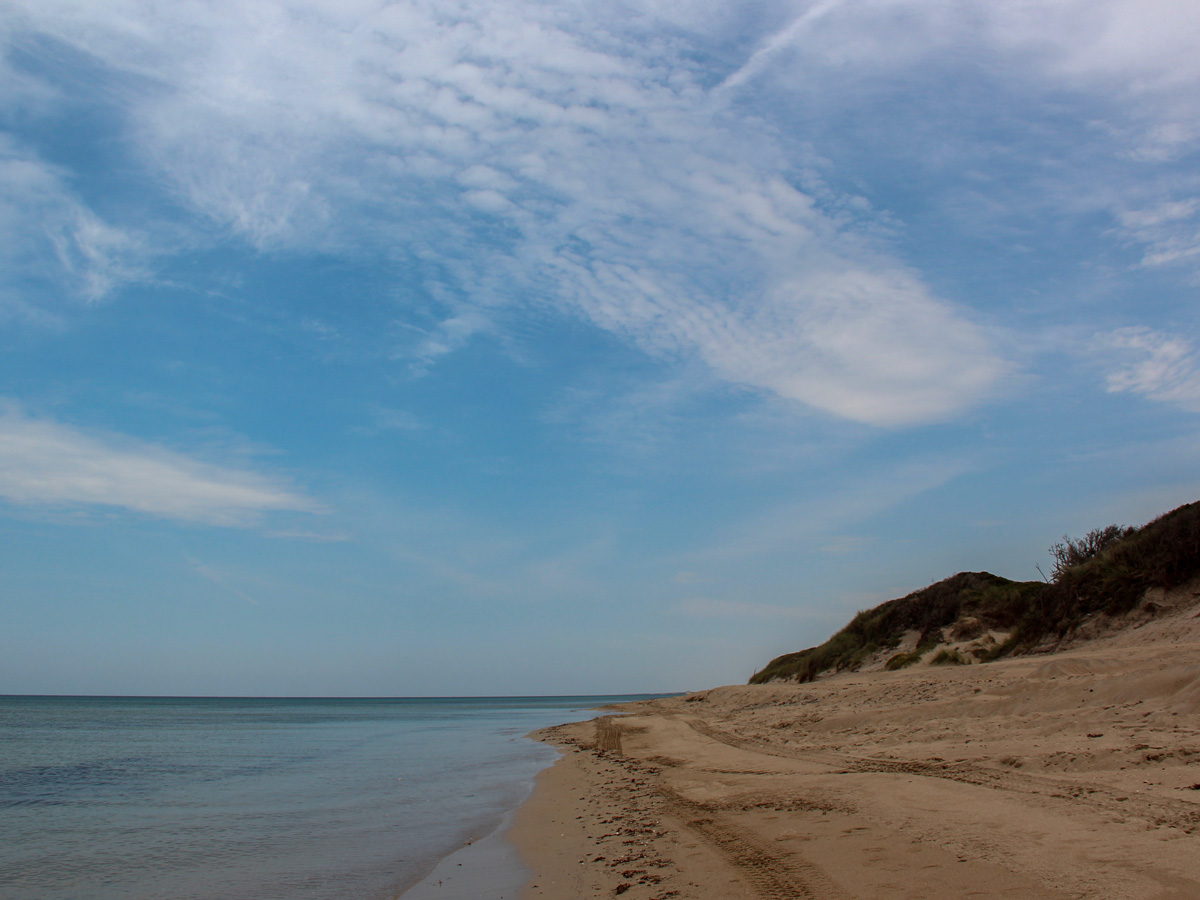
[398, 806, 532, 900]
[509, 600, 1200, 900]
[398, 699, 654, 900]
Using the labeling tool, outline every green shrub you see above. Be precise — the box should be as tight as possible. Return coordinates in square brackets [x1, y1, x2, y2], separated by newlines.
[929, 648, 968, 666]
[750, 572, 1044, 683]
[885, 651, 923, 671]
[749, 500, 1200, 684]
[1050, 525, 1135, 579]
[1006, 500, 1200, 649]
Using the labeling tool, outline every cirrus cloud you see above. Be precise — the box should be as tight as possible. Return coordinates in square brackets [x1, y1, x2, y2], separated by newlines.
[0, 135, 149, 308]
[2, 0, 1008, 426]
[1098, 327, 1200, 413]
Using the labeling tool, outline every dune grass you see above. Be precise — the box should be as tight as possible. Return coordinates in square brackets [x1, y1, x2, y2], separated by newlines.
[929, 648, 969, 666]
[1006, 499, 1200, 648]
[750, 500, 1200, 684]
[750, 572, 1044, 683]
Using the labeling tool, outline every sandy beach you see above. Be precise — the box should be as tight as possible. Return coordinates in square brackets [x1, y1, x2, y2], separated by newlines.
[511, 585, 1200, 900]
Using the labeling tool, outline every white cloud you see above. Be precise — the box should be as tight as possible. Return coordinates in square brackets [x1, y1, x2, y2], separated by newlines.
[725, 0, 1200, 114]
[977, 2, 1200, 274]
[1115, 198, 1200, 268]
[707, 270, 1004, 426]
[0, 136, 148, 305]
[0, 405, 318, 525]
[716, 0, 849, 94]
[1098, 327, 1200, 412]
[985, 1, 1200, 99]
[1, 0, 1007, 427]
[718, 1, 1200, 285]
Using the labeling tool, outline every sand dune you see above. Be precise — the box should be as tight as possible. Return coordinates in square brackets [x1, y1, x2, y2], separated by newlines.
[512, 583, 1200, 900]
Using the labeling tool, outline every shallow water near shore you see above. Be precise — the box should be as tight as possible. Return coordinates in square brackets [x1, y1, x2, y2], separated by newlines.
[0, 694, 653, 900]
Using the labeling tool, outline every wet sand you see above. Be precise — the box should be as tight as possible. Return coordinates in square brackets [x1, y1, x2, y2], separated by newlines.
[400, 810, 530, 900]
[511, 587, 1200, 900]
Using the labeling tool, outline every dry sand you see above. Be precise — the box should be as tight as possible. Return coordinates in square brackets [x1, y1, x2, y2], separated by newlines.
[510, 588, 1200, 900]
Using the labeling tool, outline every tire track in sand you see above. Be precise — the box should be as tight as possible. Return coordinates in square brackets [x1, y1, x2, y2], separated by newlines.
[677, 715, 1200, 834]
[658, 787, 846, 900]
[594, 718, 845, 900]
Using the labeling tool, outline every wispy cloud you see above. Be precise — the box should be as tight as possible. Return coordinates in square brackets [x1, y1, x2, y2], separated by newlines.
[0, 136, 149, 305]
[716, 0, 846, 94]
[0, 405, 318, 526]
[1097, 327, 1200, 412]
[190, 561, 261, 605]
[543, 370, 703, 461]
[726, 0, 1200, 112]
[686, 455, 973, 563]
[703, 0, 1200, 314]
[2, 0, 1007, 427]
[9, 0, 1200, 423]
[1115, 198, 1200, 268]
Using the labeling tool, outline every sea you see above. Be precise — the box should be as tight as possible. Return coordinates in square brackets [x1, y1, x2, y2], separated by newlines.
[0, 694, 659, 900]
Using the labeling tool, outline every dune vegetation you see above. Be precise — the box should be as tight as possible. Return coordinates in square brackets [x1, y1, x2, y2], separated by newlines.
[751, 499, 1200, 684]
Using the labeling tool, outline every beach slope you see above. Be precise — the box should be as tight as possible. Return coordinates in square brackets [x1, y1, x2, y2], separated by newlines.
[511, 585, 1200, 900]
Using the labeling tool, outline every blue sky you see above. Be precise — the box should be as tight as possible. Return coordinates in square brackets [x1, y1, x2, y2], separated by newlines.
[1, 0, 1198, 696]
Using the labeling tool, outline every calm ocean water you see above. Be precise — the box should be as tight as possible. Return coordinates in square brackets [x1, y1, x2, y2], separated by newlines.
[0, 695, 655, 900]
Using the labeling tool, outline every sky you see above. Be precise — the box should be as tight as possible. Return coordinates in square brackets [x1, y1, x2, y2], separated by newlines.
[1, 0, 1198, 697]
